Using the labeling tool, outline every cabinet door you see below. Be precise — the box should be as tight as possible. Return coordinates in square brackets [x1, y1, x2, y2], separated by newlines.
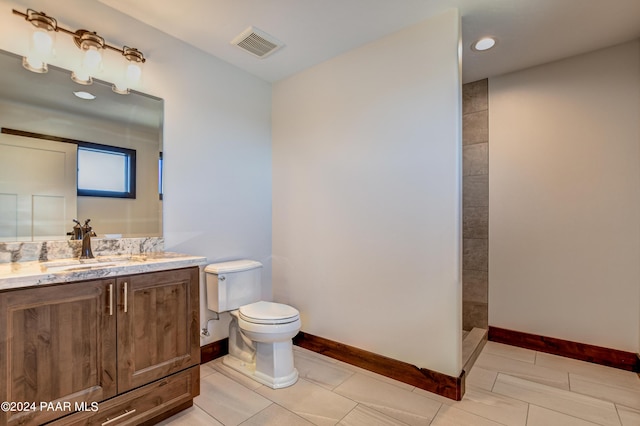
[117, 267, 200, 393]
[0, 280, 117, 426]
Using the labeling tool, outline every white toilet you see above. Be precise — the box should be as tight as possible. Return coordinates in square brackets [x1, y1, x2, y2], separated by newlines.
[205, 260, 301, 389]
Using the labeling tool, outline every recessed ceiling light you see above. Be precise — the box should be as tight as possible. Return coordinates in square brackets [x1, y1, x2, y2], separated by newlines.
[472, 37, 497, 52]
[73, 90, 96, 100]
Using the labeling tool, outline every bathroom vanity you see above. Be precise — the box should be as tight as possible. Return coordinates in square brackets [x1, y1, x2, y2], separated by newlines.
[0, 246, 206, 425]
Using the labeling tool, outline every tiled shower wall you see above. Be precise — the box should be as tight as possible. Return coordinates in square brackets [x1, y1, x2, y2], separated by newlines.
[462, 79, 489, 330]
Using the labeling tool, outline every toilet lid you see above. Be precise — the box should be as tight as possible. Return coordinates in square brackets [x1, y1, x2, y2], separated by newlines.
[239, 301, 299, 324]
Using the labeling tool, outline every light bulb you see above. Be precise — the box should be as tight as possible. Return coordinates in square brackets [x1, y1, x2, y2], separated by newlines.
[82, 47, 102, 73]
[23, 56, 47, 73]
[71, 69, 92, 85]
[32, 30, 53, 57]
[126, 63, 142, 85]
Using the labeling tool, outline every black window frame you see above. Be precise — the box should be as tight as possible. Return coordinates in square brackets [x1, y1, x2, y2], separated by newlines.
[77, 141, 136, 199]
[1, 128, 136, 200]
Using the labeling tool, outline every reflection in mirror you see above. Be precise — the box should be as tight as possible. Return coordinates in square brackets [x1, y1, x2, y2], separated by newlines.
[0, 49, 163, 242]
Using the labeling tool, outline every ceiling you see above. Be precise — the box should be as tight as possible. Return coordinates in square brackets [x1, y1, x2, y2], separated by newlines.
[93, 0, 640, 83]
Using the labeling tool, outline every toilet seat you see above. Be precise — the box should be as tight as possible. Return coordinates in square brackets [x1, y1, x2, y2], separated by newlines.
[239, 301, 300, 325]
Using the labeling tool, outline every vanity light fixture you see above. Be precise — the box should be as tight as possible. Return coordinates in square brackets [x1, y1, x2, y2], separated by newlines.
[112, 47, 145, 94]
[13, 8, 146, 93]
[22, 9, 57, 73]
[71, 31, 105, 85]
[472, 36, 497, 52]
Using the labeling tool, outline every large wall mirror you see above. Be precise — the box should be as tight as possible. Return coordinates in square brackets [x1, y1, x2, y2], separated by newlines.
[0, 49, 163, 242]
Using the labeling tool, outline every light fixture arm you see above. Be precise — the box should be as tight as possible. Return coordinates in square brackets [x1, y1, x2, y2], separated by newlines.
[13, 8, 146, 63]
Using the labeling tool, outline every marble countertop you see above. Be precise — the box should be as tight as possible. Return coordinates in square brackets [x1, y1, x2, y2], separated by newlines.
[0, 252, 208, 291]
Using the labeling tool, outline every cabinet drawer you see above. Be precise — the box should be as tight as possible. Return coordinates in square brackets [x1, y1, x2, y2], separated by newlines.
[51, 366, 199, 426]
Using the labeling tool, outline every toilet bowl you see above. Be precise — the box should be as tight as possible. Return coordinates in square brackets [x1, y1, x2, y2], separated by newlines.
[205, 260, 301, 389]
[224, 301, 301, 388]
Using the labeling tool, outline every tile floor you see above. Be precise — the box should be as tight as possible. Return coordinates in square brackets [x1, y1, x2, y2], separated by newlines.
[159, 342, 640, 426]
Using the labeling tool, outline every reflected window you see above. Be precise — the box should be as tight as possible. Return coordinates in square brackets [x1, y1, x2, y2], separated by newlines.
[77, 143, 136, 198]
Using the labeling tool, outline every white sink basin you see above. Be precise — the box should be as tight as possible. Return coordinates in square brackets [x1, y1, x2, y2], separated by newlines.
[43, 255, 147, 272]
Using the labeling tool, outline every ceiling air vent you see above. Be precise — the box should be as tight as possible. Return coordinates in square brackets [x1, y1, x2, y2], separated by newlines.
[231, 26, 284, 59]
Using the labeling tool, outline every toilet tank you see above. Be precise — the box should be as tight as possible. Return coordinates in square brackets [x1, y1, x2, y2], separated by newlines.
[205, 260, 262, 313]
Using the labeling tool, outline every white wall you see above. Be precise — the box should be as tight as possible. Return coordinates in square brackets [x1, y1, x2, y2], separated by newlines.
[0, 0, 273, 345]
[489, 40, 640, 352]
[272, 10, 462, 376]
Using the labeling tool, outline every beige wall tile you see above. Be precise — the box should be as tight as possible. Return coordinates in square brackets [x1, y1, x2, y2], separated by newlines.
[463, 143, 489, 176]
[463, 110, 489, 145]
[463, 269, 488, 303]
[463, 206, 489, 239]
[463, 175, 489, 207]
[462, 79, 489, 318]
[463, 301, 488, 330]
[463, 238, 488, 271]
[463, 79, 488, 114]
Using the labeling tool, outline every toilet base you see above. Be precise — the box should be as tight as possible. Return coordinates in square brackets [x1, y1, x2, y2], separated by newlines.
[222, 354, 299, 389]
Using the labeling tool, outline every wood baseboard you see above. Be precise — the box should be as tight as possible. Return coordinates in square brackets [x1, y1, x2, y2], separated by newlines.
[488, 326, 640, 372]
[200, 338, 229, 364]
[293, 332, 465, 400]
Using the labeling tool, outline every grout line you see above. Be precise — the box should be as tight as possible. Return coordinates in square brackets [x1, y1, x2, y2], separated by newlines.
[430, 403, 446, 425]
[335, 403, 358, 425]
[489, 371, 498, 392]
[192, 401, 228, 426]
[237, 402, 275, 425]
[614, 403, 624, 426]
[481, 350, 535, 365]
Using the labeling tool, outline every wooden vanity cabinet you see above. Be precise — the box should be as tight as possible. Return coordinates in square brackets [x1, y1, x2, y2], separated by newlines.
[0, 267, 200, 426]
[117, 267, 200, 393]
[0, 279, 117, 426]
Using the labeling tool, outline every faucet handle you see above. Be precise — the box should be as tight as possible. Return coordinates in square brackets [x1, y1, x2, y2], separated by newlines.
[69, 219, 83, 240]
